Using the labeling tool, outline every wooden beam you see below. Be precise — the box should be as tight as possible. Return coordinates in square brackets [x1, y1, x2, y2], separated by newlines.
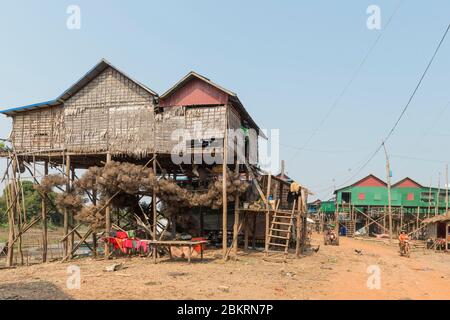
[61, 227, 93, 262]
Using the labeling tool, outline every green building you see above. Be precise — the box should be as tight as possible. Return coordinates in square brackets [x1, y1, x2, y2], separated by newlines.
[333, 174, 449, 237]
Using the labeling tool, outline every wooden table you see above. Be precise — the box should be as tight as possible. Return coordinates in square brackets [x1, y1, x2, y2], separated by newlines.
[148, 240, 207, 263]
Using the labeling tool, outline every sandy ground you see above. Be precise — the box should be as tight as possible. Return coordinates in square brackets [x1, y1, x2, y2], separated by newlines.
[0, 233, 450, 300]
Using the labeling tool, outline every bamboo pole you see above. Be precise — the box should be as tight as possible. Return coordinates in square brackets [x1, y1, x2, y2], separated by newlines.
[63, 155, 68, 256]
[251, 214, 257, 249]
[244, 215, 249, 251]
[42, 161, 48, 262]
[295, 192, 302, 256]
[446, 164, 449, 213]
[264, 173, 272, 255]
[232, 164, 240, 259]
[152, 155, 157, 263]
[69, 166, 76, 258]
[92, 188, 98, 258]
[416, 206, 420, 235]
[428, 178, 432, 218]
[400, 206, 403, 231]
[300, 188, 308, 254]
[104, 152, 111, 258]
[436, 173, 441, 216]
[6, 159, 14, 267]
[12, 157, 23, 265]
[382, 143, 393, 241]
[222, 114, 228, 260]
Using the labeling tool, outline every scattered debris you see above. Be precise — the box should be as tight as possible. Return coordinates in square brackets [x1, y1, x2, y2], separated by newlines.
[105, 263, 124, 272]
[145, 281, 162, 286]
[168, 271, 189, 278]
[218, 285, 230, 292]
[320, 266, 333, 270]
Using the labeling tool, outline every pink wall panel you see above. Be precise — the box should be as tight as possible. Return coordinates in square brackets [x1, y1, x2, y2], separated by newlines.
[161, 78, 229, 107]
[355, 176, 386, 187]
[394, 179, 421, 188]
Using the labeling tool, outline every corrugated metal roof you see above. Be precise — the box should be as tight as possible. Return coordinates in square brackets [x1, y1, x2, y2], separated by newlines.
[0, 99, 62, 115]
[0, 59, 158, 116]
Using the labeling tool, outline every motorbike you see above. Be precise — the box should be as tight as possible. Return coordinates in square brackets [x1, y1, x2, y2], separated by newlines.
[324, 230, 339, 246]
[399, 240, 410, 258]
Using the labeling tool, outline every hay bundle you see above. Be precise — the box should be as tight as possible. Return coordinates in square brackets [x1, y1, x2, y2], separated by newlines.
[55, 161, 250, 227]
[34, 174, 67, 193]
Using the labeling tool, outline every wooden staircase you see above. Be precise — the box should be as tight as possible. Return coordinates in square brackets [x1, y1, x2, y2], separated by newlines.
[264, 203, 295, 260]
[345, 221, 356, 237]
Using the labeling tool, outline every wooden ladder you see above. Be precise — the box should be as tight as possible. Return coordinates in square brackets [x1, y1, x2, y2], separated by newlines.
[346, 221, 356, 237]
[265, 202, 296, 260]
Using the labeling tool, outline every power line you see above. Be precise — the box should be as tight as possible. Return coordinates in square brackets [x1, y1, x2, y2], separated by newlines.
[334, 23, 450, 189]
[289, 0, 404, 162]
[383, 23, 450, 143]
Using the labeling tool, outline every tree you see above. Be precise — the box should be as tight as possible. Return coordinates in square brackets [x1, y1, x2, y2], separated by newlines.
[0, 180, 62, 227]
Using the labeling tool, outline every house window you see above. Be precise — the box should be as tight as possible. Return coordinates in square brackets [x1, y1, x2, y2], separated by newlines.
[341, 192, 351, 203]
[421, 192, 435, 203]
[407, 193, 414, 201]
[358, 193, 365, 200]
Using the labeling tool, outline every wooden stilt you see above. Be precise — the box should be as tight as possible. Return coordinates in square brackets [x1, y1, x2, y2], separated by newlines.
[436, 174, 441, 216]
[92, 188, 98, 258]
[244, 214, 249, 251]
[301, 188, 308, 253]
[152, 155, 157, 264]
[42, 161, 48, 262]
[400, 206, 403, 232]
[104, 152, 111, 258]
[6, 158, 15, 267]
[222, 121, 228, 260]
[200, 209, 204, 237]
[295, 193, 301, 257]
[232, 164, 240, 259]
[264, 174, 271, 256]
[251, 215, 257, 249]
[12, 157, 23, 265]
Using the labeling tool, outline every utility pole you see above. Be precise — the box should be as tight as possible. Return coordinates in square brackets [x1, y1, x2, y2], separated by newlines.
[436, 172, 441, 216]
[446, 164, 449, 213]
[382, 142, 393, 241]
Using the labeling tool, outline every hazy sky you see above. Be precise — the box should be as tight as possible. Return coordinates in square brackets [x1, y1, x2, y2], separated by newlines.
[1, 0, 450, 200]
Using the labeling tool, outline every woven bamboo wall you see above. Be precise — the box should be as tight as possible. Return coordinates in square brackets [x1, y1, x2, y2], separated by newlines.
[10, 105, 64, 152]
[155, 105, 226, 155]
[8, 67, 256, 160]
[64, 66, 155, 156]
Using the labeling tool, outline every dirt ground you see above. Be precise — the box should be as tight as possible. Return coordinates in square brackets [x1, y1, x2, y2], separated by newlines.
[0, 233, 450, 300]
